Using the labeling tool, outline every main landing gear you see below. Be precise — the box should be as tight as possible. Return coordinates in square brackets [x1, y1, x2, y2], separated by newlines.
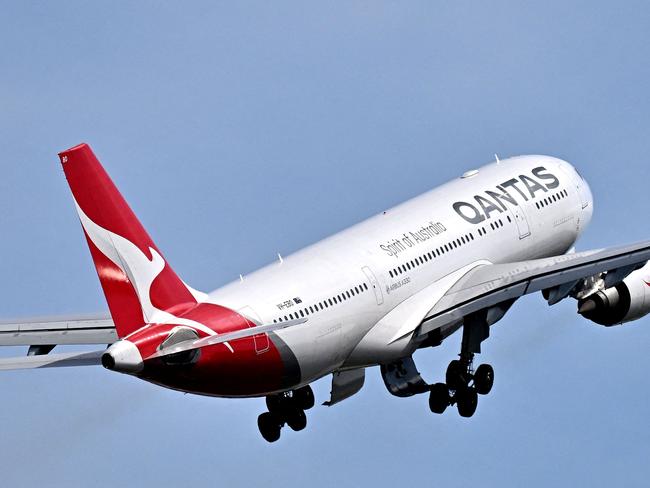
[428, 354, 494, 417]
[428, 310, 495, 418]
[257, 385, 315, 443]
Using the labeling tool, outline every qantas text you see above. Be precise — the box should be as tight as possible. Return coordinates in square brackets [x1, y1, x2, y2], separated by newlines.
[452, 166, 559, 224]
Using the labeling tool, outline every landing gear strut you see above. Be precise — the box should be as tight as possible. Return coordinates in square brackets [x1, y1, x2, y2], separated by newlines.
[257, 385, 314, 442]
[428, 311, 495, 418]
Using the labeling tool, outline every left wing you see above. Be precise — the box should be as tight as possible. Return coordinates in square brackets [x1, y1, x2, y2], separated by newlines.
[414, 239, 650, 340]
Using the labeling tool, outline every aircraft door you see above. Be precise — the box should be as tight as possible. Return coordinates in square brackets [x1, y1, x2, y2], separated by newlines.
[362, 266, 384, 306]
[507, 204, 531, 239]
[238, 306, 270, 354]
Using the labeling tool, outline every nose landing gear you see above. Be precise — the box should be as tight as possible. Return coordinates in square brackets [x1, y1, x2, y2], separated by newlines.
[257, 385, 315, 443]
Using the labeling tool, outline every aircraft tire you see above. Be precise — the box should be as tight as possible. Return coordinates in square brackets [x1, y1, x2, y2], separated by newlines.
[474, 364, 494, 395]
[428, 383, 450, 414]
[294, 385, 315, 410]
[286, 408, 307, 431]
[258, 412, 282, 443]
[266, 394, 289, 415]
[446, 360, 467, 390]
[456, 387, 478, 418]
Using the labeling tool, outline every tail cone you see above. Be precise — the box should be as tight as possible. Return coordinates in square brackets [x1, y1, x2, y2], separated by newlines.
[102, 340, 143, 374]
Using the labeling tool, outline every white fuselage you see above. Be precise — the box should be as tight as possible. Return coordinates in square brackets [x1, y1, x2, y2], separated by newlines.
[208, 156, 593, 386]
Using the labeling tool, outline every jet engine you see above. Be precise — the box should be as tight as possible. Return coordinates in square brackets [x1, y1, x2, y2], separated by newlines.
[578, 265, 650, 326]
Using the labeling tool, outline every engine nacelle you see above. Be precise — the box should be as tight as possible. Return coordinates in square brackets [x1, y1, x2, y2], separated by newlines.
[578, 265, 650, 326]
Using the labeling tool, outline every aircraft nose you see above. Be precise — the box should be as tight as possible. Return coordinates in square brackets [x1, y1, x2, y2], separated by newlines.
[102, 340, 143, 374]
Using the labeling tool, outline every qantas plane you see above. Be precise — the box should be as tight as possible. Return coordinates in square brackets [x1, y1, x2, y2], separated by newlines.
[2, 143, 649, 442]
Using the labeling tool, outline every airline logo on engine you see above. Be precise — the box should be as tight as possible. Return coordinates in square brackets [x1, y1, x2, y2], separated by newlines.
[452, 166, 559, 224]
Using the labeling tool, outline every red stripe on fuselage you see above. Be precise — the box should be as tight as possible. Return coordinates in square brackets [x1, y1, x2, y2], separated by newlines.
[127, 303, 293, 396]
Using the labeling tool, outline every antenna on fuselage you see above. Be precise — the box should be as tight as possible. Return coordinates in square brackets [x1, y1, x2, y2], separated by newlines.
[495, 153, 500, 164]
[277, 253, 283, 264]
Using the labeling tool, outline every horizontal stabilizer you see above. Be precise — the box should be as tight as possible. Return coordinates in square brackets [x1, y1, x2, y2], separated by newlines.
[146, 318, 308, 360]
[0, 350, 104, 371]
[0, 314, 116, 346]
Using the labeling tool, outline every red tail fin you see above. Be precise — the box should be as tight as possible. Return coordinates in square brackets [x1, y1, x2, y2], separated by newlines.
[59, 143, 198, 337]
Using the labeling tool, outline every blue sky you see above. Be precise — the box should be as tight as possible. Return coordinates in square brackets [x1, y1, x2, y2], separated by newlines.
[1, 1, 650, 486]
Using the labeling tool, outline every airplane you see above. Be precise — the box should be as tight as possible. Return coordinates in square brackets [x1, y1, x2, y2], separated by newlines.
[2, 143, 649, 443]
